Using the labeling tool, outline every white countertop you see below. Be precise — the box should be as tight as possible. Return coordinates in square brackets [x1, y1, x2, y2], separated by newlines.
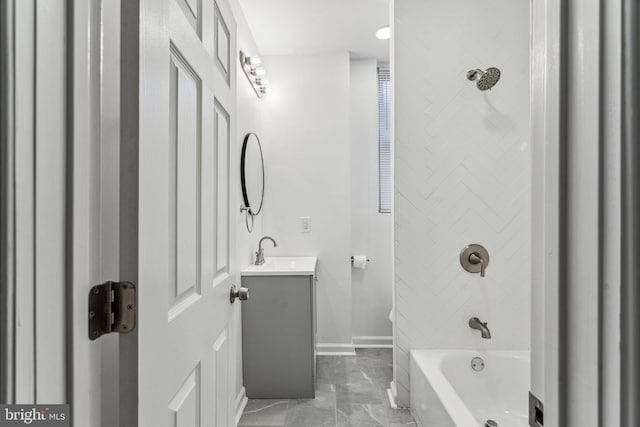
[241, 256, 317, 276]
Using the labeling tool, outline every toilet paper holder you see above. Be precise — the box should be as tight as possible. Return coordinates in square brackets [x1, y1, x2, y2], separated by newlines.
[350, 256, 371, 263]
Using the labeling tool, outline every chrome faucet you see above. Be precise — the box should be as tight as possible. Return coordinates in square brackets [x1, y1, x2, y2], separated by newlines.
[469, 317, 492, 339]
[255, 236, 277, 265]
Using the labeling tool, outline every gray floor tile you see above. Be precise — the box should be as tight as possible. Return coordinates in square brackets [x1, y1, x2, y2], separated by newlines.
[382, 407, 417, 425]
[284, 405, 336, 427]
[284, 384, 337, 426]
[336, 403, 388, 427]
[336, 382, 384, 405]
[337, 402, 417, 427]
[334, 358, 380, 388]
[316, 357, 337, 385]
[289, 384, 336, 410]
[238, 399, 289, 426]
[240, 350, 416, 427]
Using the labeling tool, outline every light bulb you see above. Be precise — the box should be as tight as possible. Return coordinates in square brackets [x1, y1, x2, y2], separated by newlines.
[252, 67, 266, 77]
[375, 26, 390, 40]
[246, 56, 261, 66]
[260, 86, 272, 94]
[257, 79, 270, 86]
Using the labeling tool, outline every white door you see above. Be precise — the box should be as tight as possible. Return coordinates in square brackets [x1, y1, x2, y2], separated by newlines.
[120, 0, 237, 425]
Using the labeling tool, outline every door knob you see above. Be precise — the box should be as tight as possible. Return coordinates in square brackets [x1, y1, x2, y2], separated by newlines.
[460, 244, 490, 277]
[230, 285, 249, 303]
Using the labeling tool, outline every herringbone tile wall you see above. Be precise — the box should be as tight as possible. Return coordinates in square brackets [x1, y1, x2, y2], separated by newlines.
[393, 0, 531, 406]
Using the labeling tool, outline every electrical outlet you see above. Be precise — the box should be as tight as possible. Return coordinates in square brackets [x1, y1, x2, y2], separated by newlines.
[300, 217, 311, 233]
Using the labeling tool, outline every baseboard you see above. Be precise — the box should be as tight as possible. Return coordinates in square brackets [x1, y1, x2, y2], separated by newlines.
[316, 343, 356, 356]
[386, 380, 398, 409]
[352, 335, 393, 348]
[234, 386, 248, 426]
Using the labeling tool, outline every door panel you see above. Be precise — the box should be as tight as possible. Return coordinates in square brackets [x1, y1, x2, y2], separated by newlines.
[121, 0, 237, 424]
[214, 3, 231, 85]
[213, 329, 229, 426]
[174, 0, 199, 33]
[167, 0, 225, 423]
[169, 367, 200, 426]
[170, 52, 201, 304]
[215, 103, 230, 274]
[184, 0, 198, 22]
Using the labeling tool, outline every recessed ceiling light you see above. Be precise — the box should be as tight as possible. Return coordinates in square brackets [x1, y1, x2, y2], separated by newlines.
[376, 26, 390, 40]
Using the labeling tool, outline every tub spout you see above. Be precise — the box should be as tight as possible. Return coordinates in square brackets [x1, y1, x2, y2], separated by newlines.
[469, 317, 492, 339]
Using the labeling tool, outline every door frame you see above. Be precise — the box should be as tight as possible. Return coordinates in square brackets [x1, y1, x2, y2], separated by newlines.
[0, 0, 104, 422]
[4, 0, 632, 425]
[1, 0, 70, 406]
[620, 0, 640, 424]
[0, 0, 15, 405]
[67, 0, 104, 425]
[529, 0, 564, 423]
[532, 0, 624, 426]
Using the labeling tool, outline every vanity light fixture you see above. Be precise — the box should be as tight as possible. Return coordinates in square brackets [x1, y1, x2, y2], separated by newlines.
[240, 50, 271, 98]
[376, 26, 391, 40]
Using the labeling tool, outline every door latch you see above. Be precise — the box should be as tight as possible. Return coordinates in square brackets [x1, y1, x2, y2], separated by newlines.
[89, 281, 137, 340]
[529, 391, 544, 426]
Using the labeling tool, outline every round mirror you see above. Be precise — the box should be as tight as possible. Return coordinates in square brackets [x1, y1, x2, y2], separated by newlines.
[241, 133, 265, 216]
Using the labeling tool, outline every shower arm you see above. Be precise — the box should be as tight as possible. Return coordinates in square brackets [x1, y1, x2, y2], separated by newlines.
[466, 69, 484, 81]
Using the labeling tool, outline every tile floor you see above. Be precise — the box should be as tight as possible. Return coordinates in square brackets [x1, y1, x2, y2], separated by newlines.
[238, 348, 417, 427]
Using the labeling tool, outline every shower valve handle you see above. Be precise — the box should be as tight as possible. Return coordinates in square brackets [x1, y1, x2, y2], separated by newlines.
[459, 244, 490, 278]
[469, 253, 485, 277]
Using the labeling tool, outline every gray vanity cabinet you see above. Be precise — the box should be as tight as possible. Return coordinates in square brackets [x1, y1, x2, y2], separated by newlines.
[241, 274, 317, 398]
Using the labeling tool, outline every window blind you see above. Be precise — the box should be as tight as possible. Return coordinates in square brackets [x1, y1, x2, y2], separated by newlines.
[378, 67, 392, 213]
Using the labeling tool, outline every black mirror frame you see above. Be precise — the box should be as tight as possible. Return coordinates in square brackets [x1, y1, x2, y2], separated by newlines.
[240, 132, 265, 216]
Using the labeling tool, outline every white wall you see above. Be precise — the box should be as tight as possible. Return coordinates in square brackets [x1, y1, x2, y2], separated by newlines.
[230, 0, 264, 411]
[350, 59, 393, 345]
[393, 0, 531, 406]
[261, 53, 354, 350]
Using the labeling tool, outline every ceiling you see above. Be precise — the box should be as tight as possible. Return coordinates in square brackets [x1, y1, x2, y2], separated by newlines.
[237, 0, 391, 62]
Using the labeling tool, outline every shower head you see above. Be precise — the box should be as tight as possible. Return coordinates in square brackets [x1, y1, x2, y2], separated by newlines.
[466, 67, 501, 91]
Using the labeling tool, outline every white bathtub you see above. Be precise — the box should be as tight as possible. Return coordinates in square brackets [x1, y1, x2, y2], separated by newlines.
[409, 350, 530, 427]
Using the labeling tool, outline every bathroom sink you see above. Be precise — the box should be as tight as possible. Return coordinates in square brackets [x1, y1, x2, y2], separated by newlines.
[241, 256, 317, 276]
[241, 257, 318, 398]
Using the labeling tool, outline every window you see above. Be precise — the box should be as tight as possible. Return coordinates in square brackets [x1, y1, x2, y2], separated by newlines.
[378, 67, 392, 213]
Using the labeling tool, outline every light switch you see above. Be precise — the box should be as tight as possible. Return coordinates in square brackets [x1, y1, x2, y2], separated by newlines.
[300, 217, 311, 233]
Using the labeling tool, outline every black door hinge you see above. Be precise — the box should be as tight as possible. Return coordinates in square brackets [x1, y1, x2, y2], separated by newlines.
[88, 281, 136, 341]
